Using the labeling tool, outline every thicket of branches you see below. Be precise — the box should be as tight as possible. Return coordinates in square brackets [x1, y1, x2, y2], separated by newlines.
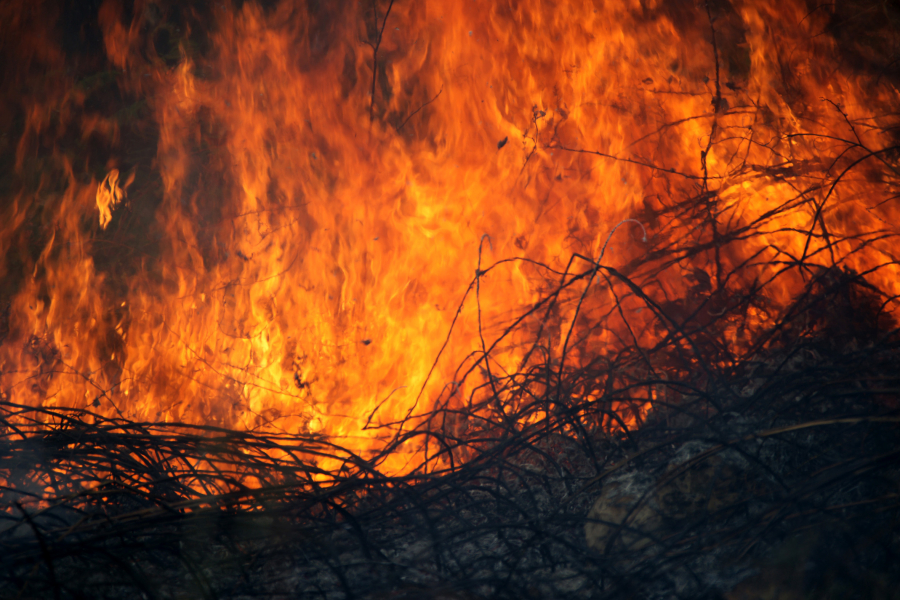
[3, 167, 900, 598]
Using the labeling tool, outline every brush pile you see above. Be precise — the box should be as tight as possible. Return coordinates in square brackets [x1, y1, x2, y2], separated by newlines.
[3, 251, 899, 599]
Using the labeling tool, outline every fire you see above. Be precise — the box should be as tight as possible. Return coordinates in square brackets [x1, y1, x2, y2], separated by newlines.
[96, 169, 130, 230]
[1, 0, 898, 474]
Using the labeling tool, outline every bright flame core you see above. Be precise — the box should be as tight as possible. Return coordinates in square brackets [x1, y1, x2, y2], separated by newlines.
[1, 0, 898, 473]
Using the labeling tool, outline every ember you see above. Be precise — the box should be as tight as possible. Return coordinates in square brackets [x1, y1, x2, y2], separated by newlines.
[1, 0, 899, 598]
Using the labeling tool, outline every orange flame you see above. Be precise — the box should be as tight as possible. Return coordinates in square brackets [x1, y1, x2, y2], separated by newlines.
[1, 0, 898, 475]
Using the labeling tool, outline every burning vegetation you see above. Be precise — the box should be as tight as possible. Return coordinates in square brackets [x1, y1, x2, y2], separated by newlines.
[1, 0, 899, 598]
